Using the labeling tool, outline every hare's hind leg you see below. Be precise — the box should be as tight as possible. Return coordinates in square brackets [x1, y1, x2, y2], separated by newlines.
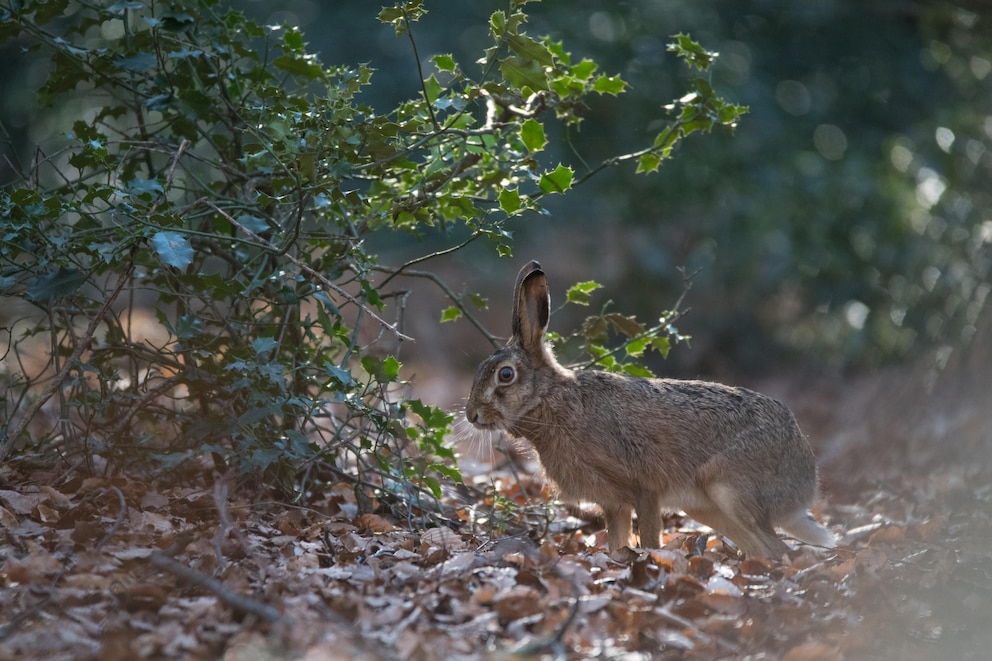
[687, 484, 790, 559]
[777, 509, 837, 549]
[603, 503, 634, 551]
[685, 505, 788, 558]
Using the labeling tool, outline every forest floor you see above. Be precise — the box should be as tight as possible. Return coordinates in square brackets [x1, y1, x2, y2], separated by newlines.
[1, 347, 990, 660]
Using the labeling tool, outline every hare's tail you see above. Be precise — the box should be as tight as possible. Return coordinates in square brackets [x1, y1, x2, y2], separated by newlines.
[778, 510, 837, 549]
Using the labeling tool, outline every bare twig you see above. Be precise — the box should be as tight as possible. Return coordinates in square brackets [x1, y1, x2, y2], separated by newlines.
[211, 475, 252, 571]
[1, 261, 136, 463]
[201, 199, 415, 343]
[149, 552, 288, 624]
[376, 234, 481, 289]
[374, 266, 502, 349]
[506, 574, 581, 658]
[0, 585, 56, 642]
[212, 478, 230, 571]
[103, 376, 178, 443]
[95, 486, 128, 551]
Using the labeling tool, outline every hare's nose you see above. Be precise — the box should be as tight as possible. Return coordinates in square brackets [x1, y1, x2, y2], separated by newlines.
[466, 409, 479, 424]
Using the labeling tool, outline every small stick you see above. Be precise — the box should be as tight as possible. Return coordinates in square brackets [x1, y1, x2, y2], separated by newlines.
[95, 486, 128, 551]
[149, 552, 287, 625]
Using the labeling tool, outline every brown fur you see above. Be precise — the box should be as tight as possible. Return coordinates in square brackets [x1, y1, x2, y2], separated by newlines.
[466, 261, 837, 559]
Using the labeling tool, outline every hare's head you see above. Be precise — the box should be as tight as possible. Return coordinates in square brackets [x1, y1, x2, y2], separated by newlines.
[466, 261, 566, 432]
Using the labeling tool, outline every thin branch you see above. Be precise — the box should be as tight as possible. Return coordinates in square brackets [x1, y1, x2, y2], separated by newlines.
[1, 260, 136, 463]
[377, 234, 480, 289]
[373, 266, 502, 349]
[95, 486, 128, 551]
[103, 376, 179, 448]
[200, 199, 414, 343]
[404, 15, 439, 131]
[149, 552, 288, 624]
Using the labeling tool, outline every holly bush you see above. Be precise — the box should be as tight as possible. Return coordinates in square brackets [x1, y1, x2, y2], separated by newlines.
[0, 0, 741, 514]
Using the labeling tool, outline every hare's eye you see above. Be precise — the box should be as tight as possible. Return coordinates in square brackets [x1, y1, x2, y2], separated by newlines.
[496, 366, 515, 384]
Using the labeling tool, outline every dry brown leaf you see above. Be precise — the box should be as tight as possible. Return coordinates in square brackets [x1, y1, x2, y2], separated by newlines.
[608, 545, 642, 563]
[34, 502, 60, 523]
[355, 513, 395, 533]
[492, 584, 543, 622]
[782, 641, 844, 661]
[868, 525, 906, 545]
[4, 540, 63, 582]
[649, 548, 690, 574]
[913, 514, 946, 540]
[0, 488, 48, 515]
[689, 555, 715, 578]
[0, 504, 19, 529]
[422, 526, 463, 549]
[140, 490, 170, 510]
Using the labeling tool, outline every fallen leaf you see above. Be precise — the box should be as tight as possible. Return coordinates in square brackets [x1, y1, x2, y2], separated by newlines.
[422, 526, 463, 549]
[140, 490, 170, 510]
[868, 525, 905, 545]
[4, 541, 63, 583]
[782, 641, 844, 661]
[0, 489, 48, 515]
[355, 513, 395, 533]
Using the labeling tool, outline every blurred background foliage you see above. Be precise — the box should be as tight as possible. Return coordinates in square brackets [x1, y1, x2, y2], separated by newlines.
[2, 0, 990, 378]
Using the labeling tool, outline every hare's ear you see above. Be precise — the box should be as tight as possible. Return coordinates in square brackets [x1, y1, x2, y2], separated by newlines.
[511, 261, 550, 354]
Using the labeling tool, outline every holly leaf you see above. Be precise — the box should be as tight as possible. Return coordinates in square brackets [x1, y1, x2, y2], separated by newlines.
[440, 306, 463, 322]
[539, 164, 573, 193]
[519, 118, 547, 152]
[151, 231, 194, 269]
[566, 280, 602, 306]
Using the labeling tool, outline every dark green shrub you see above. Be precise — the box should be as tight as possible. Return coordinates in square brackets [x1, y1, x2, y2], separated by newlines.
[0, 0, 740, 513]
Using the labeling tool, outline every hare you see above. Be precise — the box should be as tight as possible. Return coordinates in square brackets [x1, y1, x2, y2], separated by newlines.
[466, 261, 836, 559]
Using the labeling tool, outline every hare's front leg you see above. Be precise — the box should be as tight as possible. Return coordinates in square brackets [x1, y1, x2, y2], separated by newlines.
[634, 496, 663, 548]
[603, 503, 634, 550]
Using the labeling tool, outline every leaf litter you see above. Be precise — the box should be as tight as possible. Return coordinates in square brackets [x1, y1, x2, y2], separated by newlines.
[2, 353, 991, 660]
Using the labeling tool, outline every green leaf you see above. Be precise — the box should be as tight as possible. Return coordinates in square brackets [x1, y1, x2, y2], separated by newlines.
[126, 177, 163, 197]
[383, 356, 401, 380]
[539, 164, 573, 194]
[422, 73, 442, 105]
[440, 306, 463, 322]
[651, 336, 672, 358]
[324, 362, 354, 386]
[625, 337, 648, 358]
[272, 54, 323, 79]
[505, 34, 555, 67]
[26, 269, 86, 302]
[432, 54, 456, 72]
[570, 59, 597, 80]
[592, 74, 627, 96]
[565, 280, 602, 306]
[115, 52, 156, 73]
[498, 188, 521, 214]
[33, 0, 69, 24]
[423, 476, 442, 500]
[519, 118, 547, 152]
[668, 33, 718, 71]
[636, 153, 663, 174]
[500, 55, 546, 91]
[159, 10, 195, 31]
[252, 337, 278, 355]
[379, 0, 426, 35]
[489, 10, 506, 37]
[151, 231, 194, 269]
[622, 363, 654, 378]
